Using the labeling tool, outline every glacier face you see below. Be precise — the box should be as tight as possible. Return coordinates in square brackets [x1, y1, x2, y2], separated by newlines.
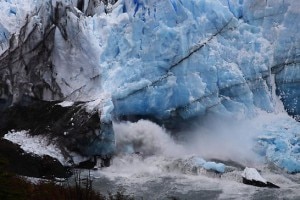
[1, 0, 299, 121]
[0, 0, 300, 171]
[49, 0, 299, 123]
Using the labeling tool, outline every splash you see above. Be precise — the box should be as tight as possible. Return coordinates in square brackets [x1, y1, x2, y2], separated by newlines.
[113, 117, 264, 167]
[184, 117, 264, 166]
[90, 113, 300, 199]
[113, 120, 186, 157]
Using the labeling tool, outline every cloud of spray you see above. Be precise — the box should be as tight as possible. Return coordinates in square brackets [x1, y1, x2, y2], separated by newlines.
[113, 120, 186, 157]
[185, 117, 264, 166]
[113, 117, 264, 166]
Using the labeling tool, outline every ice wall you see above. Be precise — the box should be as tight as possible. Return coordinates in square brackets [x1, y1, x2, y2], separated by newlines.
[226, 0, 300, 118]
[1, 0, 300, 121]
[0, 0, 300, 161]
[94, 0, 276, 122]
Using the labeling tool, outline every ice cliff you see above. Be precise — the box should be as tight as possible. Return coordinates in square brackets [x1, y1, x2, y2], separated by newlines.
[0, 0, 300, 172]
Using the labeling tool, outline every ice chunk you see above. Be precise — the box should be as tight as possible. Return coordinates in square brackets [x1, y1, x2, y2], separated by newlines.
[242, 167, 267, 184]
[192, 157, 226, 173]
[56, 101, 74, 107]
[255, 113, 300, 173]
[203, 162, 226, 173]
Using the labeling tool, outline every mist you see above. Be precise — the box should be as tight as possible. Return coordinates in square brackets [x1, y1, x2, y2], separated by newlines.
[113, 120, 186, 157]
[113, 117, 264, 167]
[185, 117, 264, 166]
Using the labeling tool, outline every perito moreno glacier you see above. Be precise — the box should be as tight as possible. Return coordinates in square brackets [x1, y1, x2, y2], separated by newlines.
[0, 0, 300, 176]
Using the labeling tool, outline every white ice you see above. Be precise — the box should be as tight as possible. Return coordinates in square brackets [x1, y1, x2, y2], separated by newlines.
[242, 167, 267, 184]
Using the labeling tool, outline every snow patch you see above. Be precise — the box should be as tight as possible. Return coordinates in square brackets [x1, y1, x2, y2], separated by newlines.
[3, 130, 86, 166]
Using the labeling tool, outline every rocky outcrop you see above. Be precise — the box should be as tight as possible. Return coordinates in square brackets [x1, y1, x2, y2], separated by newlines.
[0, 100, 114, 163]
[0, 138, 71, 178]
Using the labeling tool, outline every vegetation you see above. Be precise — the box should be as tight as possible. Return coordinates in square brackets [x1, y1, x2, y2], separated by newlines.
[0, 157, 133, 200]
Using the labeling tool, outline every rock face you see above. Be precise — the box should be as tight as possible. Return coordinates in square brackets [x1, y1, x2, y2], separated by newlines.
[0, 100, 114, 160]
[0, 138, 71, 178]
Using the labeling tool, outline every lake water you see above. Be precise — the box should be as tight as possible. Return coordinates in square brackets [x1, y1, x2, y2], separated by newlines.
[85, 116, 300, 200]
[82, 155, 300, 200]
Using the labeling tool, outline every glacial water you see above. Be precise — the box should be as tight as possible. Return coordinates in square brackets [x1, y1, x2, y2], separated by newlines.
[84, 112, 300, 199]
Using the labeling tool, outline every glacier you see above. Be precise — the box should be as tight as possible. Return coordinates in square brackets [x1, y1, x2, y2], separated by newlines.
[0, 0, 300, 173]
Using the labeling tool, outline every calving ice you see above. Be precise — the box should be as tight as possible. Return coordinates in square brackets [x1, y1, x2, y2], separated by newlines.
[0, 0, 300, 198]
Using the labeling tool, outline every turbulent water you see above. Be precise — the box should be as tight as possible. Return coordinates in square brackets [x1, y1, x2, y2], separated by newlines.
[91, 173, 300, 199]
[79, 112, 300, 199]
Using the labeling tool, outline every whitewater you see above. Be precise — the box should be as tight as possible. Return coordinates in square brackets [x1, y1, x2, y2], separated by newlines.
[81, 108, 300, 199]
